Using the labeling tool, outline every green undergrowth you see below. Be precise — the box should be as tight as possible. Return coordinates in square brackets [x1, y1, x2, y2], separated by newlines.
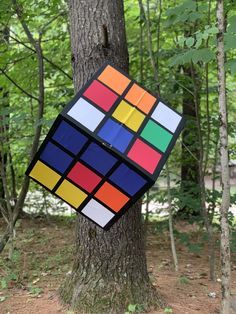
[0, 215, 75, 298]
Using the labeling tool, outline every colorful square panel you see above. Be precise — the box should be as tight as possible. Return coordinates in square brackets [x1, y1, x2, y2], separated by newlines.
[67, 162, 102, 193]
[112, 100, 145, 132]
[26, 62, 184, 230]
[141, 120, 172, 153]
[29, 161, 61, 190]
[109, 164, 147, 196]
[80, 142, 118, 175]
[127, 139, 162, 174]
[83, 80, 118, 112]
[56, 179, 87, 208]
[67, 98, 105, 131]
[125, 83, 156, 114]
[81, 199, 115, 228]
[98, 65, 131, 94]
[40, 142, 73, 173]
[52, 120, 88, 155]
[151, 101, 182, 133]
[98, 118, 133, 153]
[95, 182, 129, 212]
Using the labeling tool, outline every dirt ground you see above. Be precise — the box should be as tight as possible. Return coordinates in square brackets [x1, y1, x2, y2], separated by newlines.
[0, 216, 235, 314]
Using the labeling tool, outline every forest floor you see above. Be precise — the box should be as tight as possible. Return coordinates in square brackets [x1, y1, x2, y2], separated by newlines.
[0, 216, 236, 314]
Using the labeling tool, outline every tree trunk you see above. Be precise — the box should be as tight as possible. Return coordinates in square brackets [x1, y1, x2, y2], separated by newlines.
[0, 26, 10, 218]
[59, 1, 163, 313]
[166, 162, 178, 272]
[180, 65, 201, 217]
[216, 1, 231, 313]
[0, 1, 45, 253]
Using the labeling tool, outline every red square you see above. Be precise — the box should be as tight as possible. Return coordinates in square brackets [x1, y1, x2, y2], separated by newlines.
[83, 80, 118, 112]
[67, 162, 102, 193]
[127, 139, 162, 174]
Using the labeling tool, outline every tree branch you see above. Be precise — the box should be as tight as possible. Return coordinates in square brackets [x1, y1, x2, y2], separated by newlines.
[0, 226, 11, 254]
[40, 11, 67, 35]
[9, 34, 72, 80]
[0, 144, 12, 218]
[0, 202, 10, 224]
[5, 52, 34, 67]
[203, 0, 212, 177]
[0, 68, 38, 101]
[146, 0, 159, 92]
[7, 0, 45, 240]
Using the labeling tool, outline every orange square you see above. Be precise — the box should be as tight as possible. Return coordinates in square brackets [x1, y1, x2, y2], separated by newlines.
[98, 65, 131, 95]
[95, 182, 129, 212]
[125, 84, 156, 114]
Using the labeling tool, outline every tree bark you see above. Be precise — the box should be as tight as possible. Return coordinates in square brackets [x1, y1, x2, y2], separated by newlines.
[0, 88, 8, 213]
[166, 162, 178, 272]
[59, 1, 163, 313]
[190, 62, 215, 281]
[180, 65, 201, 217]
[216, 1, 231, 313]
[0, 26, 10, 218]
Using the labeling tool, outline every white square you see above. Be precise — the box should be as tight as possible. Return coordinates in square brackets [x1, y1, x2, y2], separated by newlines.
[67, 98, 105, 132]
[151, 101, 182, 133]
[81, 199, 115, 227]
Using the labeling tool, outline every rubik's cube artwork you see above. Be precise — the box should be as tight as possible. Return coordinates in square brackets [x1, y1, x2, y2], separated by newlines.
[26, 62, 185, 230]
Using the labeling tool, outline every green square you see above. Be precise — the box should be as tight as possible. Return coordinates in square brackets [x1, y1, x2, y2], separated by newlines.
[140, 120, 172, 152]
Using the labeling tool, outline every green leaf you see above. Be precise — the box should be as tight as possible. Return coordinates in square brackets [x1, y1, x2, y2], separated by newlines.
[168, 54, 184, 66]
[228, 16, 236, 33]
[224, 33, 236, 51]
[198, 3, 208, 13]
[188, 12, 203, 22]
[202, 31, 209, 40]
[165, 0, 196, 26]
[0, 296, 6, 302]
[188, 243, 203, 254]
[185, 37, 194, 48]
[176, 12, 189, 23]
[225, 59, 236, 75]
[178, 37, 185, 47]
[0, 279, 7, 290]
[182, 0, 196, 10]
[196, 32, 204, 42]
[179, 276, 190, 284]
[195, 38, 202, 49]
[128, 304, 137, 312]
[191, 48, 215, 64]
[207, 26, 218, 34]
[182, 49, 194, 63]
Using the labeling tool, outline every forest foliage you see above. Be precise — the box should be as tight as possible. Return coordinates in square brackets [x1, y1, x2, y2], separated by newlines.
[0, 0, 236, 291]
[0, 0, 235, 211]
[0, 0, 236, 313]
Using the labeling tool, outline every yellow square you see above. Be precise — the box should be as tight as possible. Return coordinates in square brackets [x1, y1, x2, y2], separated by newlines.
[30, 160, 61, 190]
[112, 100, 145, 132]
[56, 180, 87, 208]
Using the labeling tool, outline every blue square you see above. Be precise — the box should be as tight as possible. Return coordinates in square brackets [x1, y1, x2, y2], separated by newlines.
[40, 142, 73, 173]
[80, 143, 118, 175]
[52, 120, 88, 155]
[109, 164, 147, 196]
[97, 119, 133, 153]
